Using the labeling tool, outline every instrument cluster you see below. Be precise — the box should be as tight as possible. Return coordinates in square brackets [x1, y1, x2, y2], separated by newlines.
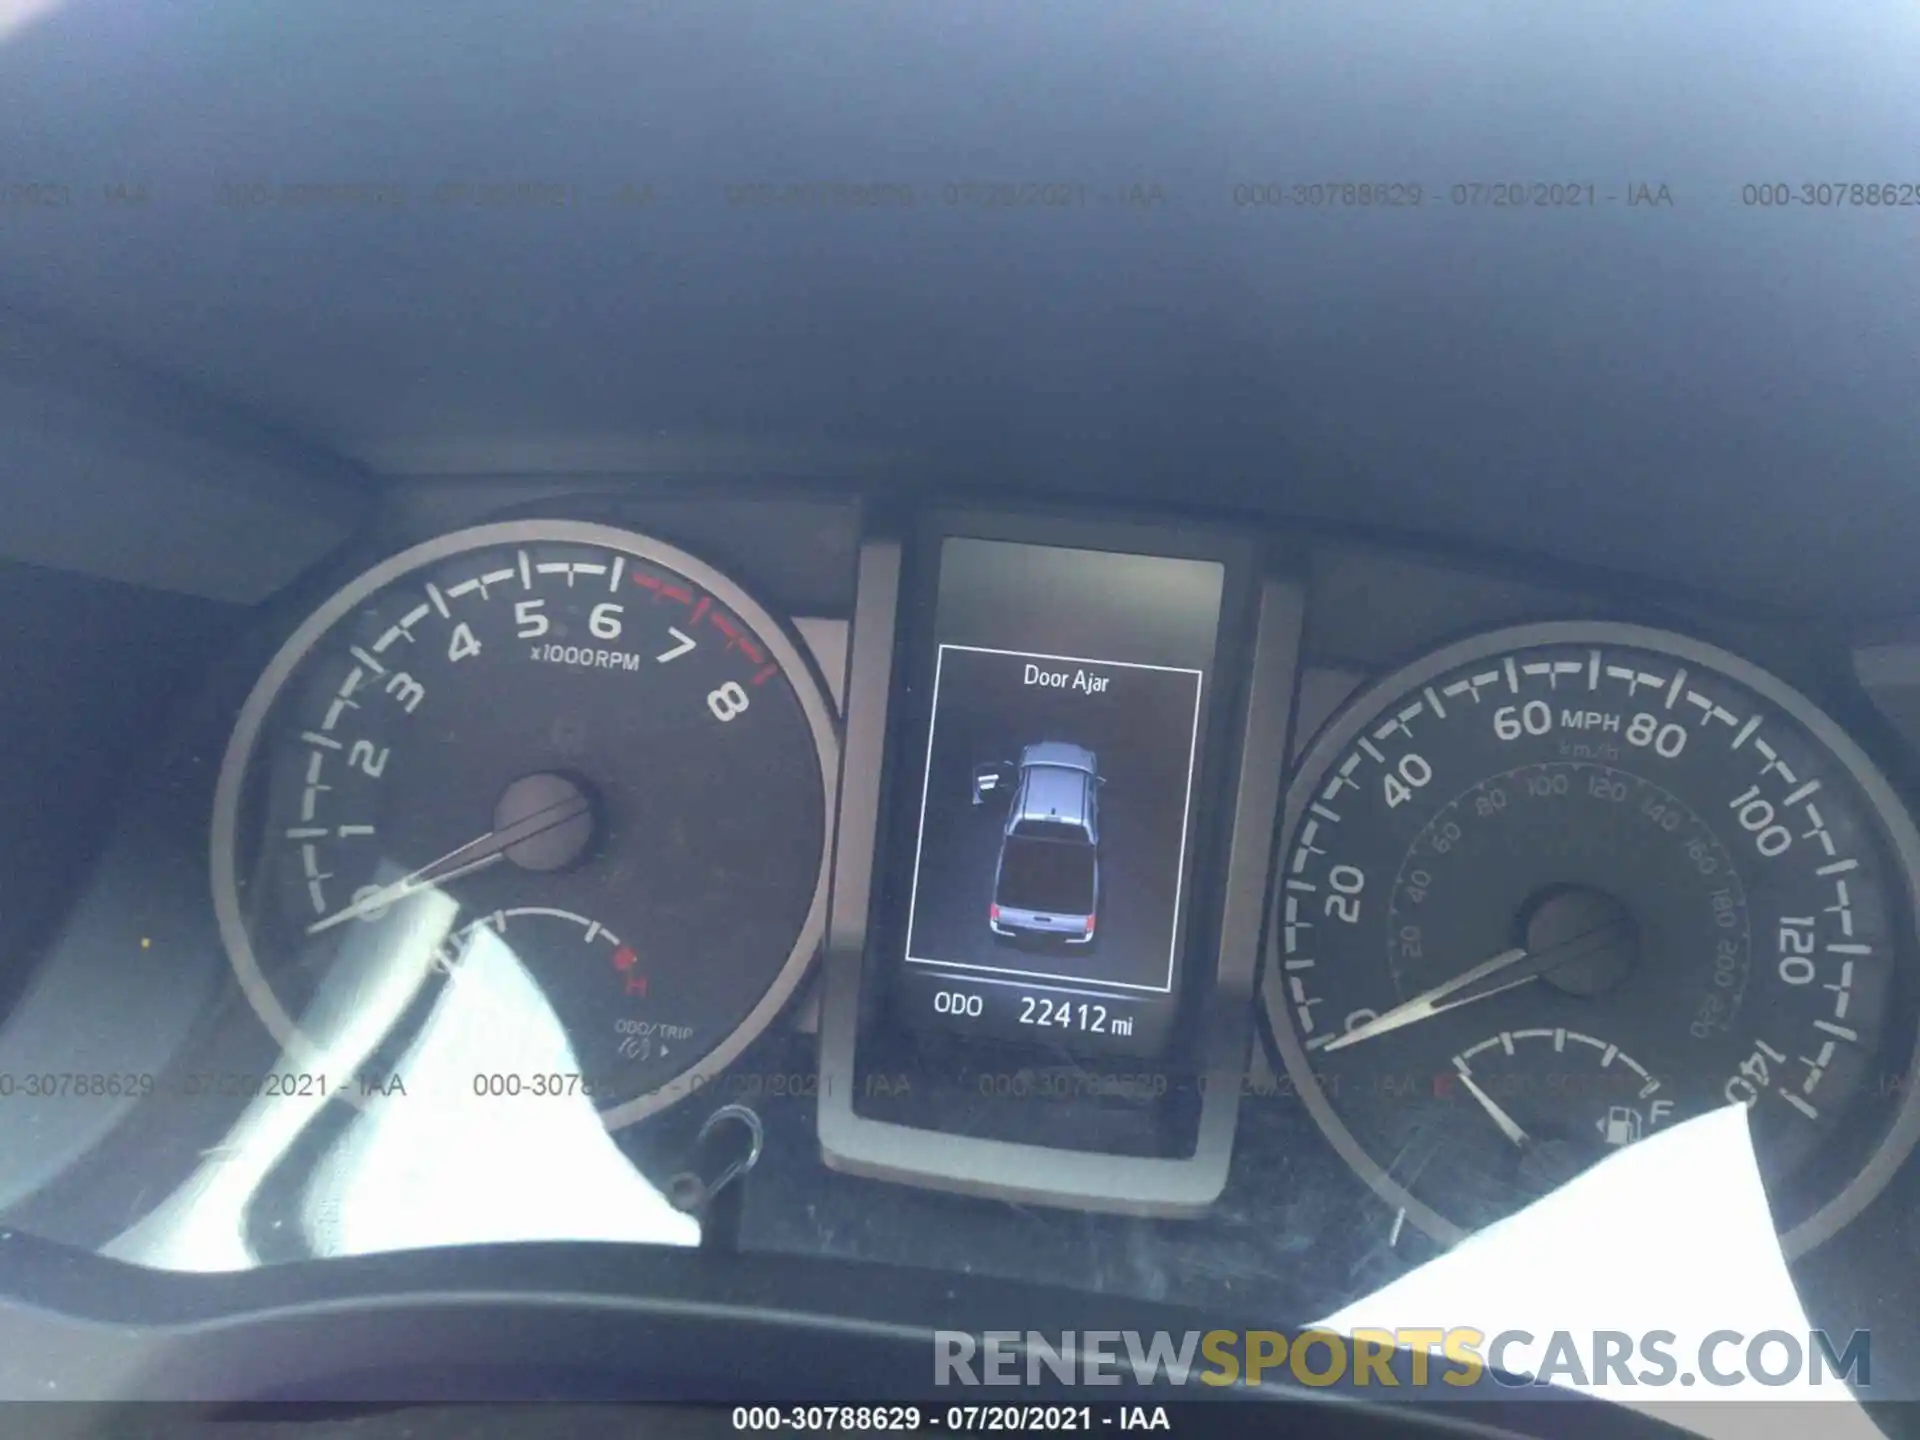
[5, 481, 1919, 1359]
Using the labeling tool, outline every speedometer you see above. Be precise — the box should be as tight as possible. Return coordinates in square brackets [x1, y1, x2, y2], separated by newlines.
[1263, 622, 1920, 1255]
[212, 519, 837, 1130]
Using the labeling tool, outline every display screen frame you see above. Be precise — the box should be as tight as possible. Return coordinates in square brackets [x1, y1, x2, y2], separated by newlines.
[816, 505, 1303, 1214]
[893, 533, 1232, 1055]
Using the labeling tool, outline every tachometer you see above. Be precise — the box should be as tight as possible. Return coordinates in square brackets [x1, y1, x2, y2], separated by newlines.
[212, 519, 837, 1130]
[1263, 622, 1920, 1255]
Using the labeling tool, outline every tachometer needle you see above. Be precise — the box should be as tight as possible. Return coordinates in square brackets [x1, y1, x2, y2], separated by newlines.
[1454, 1065, 1531, 1148]
[305, 790, 592, 935]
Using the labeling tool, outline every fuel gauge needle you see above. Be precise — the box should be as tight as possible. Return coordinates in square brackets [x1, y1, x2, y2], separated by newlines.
[1453, 1062, 1531, 1148]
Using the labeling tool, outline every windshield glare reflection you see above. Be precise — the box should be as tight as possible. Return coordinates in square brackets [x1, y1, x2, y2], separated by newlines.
[1315, 1103, 1882, 1433]
[104, 882, 697, 1273]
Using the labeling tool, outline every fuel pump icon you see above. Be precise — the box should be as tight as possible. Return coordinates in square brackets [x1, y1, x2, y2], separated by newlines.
[1599, 1105, 1643, 1146]
[1596, 1098, 1675, 1147]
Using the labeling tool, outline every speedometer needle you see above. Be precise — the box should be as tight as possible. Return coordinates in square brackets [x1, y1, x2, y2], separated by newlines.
[306, 790, 592, 935]
[1322, 915, 1635, 1053]
[1322, 946, 1535, 1051]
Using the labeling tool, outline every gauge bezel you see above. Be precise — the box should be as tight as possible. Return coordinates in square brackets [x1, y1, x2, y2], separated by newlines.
[1261, 619, 1920, 1258]
[210, 518, 840, 1132]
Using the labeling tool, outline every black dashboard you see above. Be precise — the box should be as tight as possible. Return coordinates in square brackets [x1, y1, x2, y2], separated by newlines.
[8, 474, 1920, 1406]
[2, 1, 1919, 1430]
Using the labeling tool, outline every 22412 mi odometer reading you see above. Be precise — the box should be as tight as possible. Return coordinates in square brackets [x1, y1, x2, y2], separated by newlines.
[1263, 622, 1920, 1255]
[212, 520, 837, 1130]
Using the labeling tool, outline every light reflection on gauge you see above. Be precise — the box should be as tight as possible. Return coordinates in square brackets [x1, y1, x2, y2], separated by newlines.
[211, 519, 838, 1130]
[429, 907, 685, 1074]
[1262, 621, 1920, 1256]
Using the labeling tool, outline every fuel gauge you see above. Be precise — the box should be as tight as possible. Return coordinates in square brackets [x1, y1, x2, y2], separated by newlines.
[1440, 1028, 1677, 1198]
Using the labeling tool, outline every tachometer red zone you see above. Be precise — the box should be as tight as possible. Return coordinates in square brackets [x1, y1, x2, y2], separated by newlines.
[632, 569, 780, 685]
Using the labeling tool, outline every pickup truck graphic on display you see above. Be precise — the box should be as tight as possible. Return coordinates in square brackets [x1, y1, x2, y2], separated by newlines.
[972, 742, 1101, 945]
